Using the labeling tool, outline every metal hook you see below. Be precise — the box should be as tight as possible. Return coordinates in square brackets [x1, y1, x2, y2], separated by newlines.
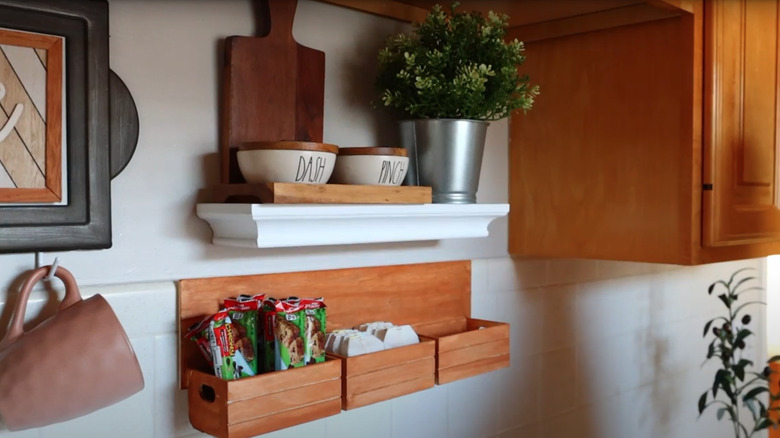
[44, 257, 60, 282]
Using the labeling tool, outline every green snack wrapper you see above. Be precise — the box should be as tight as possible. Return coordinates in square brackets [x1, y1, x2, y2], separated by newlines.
[303, 298, 327, 365]
[224, 297, 260, 376]
[274, 299, 307, 370]
[208, 309, 255, 380]
[261, 297, 279, 373]
[186, 316, 213, 366]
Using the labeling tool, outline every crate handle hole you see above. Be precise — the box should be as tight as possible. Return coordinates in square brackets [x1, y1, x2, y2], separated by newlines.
[199, 384, 216, 403]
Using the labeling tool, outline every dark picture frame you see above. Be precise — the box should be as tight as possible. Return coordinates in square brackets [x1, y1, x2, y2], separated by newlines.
[0, 0, 111, 252]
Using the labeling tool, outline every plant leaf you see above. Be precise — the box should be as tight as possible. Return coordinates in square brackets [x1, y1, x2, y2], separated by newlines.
[738, 358, 754, 368]
[745, 397, 759, 420]
[735, 328, 753, 346]
[769, 355, 780, 363]
[716, 407, 727, 420]
[718, 293, 731, 308]
[698, 392, 707, 414]
[731, 276, 756, 294]
[744, 386, 769, 401]
[713, 369, 723, 397]
[728, 267, 756, 286]
[756, 418, 774, 431]
[703, 319, 715, 338]
[732, 301, 766, 319]
[735, 364, 745, 381]
[735, 286, 764, 297]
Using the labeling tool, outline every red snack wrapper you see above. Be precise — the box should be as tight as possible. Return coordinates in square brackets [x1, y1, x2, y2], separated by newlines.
[186, 316, 214, 366]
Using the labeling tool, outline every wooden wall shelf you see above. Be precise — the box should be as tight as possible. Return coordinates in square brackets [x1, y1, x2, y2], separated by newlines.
[195, 203, 509, 248]
[178, 261, 509, 437]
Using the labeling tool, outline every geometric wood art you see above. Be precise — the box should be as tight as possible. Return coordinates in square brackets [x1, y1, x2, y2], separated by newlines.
[0, 27, 62, 203]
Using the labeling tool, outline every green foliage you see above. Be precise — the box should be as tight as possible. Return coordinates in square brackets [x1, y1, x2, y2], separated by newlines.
[375, 2, 539, 120]
[698, 268, 780, 437]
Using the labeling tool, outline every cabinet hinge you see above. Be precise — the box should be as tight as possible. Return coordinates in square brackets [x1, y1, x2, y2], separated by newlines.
[703, 183, 713, 191]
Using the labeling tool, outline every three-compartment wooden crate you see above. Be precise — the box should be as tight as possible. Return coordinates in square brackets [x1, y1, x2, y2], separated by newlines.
[328, 339, 436, 410]
[187, 361, 342, 438]
[416, 317, 510, 384]
[178, 260, 509, 437]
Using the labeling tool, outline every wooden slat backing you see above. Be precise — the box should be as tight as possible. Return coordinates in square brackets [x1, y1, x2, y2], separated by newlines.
[179, 260, 470, 327]
[179, 260, 471, 386]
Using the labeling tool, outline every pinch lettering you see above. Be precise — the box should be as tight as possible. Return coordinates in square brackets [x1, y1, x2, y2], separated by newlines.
[378, 160, 406, 185]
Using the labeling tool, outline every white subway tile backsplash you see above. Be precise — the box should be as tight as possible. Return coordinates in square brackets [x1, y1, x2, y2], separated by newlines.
[153, 334, 180, 438]
[538, 348, 577, 419]
[495, 289, 542, 357]
[87, 282, 177, 337]
[0, 425, 40, 438]
[576, 277, 651, 342]
[471, 259, 490, 296]
[488, 257, 548, 292]
[0, 255, 767, 438]
[471, 293, 498, 321]
[597, 260, 658, 279]
[263, 416, 328, 438]
[576, 335, 625, 406]
[495, 354, 540, 431]
[446, 372, 502, 438]
[547, 259, 601, 286]
[391, 386, 448, 438]
[540, 285, 578, 352]
[328, 402, 392, 438]
[38, 337, 157, 438]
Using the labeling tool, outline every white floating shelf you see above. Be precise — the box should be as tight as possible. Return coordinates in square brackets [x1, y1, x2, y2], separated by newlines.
[196, 203, 509, 248]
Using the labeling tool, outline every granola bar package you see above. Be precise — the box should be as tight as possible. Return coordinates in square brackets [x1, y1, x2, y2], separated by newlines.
[260, 297, 279, 373]
[274, 299, 307, 370]
[186, 316, 214, 366]
[303, 298, 327, 365]
[223, 297, 260, 376]
[208, 309, 256, 379]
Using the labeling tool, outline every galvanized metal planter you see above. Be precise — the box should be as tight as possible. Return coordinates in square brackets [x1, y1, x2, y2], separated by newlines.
[400, 119, 489, 204]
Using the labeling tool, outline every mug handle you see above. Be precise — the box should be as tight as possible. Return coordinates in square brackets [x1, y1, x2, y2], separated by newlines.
[0, 265, 83, 351]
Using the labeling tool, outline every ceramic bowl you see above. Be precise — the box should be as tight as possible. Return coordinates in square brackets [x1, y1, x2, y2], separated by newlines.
[330, 147, 409, 186]
[237, 141, 339, 184]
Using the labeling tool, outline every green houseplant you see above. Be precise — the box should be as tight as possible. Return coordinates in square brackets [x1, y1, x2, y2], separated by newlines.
[375, 3, 538, 203]
[698, 268, 780, 437]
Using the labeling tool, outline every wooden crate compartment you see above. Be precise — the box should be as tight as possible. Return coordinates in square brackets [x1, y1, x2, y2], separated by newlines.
[179, 261, 508, 436]
[416, 317, 510, 385]
[187, 359, 342, 438]
[328, 338, 435, 410]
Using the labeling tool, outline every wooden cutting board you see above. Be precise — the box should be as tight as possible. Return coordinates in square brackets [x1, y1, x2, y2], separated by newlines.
[221, 0, 325, 183]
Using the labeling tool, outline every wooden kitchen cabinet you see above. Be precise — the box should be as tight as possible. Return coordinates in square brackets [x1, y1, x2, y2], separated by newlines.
[508, 0, 780, 264]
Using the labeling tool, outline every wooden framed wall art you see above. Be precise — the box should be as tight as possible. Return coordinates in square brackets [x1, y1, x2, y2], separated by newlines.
[0, 0, 112, 253]
[0, 27, 62, 203]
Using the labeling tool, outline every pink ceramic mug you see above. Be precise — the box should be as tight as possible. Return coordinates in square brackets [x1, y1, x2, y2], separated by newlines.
[0, 266, 145, 430]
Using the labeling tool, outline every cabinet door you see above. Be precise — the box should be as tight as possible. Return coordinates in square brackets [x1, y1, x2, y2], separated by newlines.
[703, 0, 780, 247]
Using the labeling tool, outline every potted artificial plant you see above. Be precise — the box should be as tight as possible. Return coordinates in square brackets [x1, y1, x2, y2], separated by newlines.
[698, 268, 780, 437]
[375, 3, 538, 204]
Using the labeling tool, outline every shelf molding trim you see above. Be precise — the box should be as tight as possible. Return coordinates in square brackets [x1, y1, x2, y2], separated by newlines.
[196, 203, 509, 248]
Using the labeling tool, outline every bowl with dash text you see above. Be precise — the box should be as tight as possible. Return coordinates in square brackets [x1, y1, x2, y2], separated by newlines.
[237, 141, 339, 184]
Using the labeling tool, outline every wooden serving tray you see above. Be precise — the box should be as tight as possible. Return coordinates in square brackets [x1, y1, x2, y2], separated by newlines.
[187, 359, 341, 438]
[328, 339, 435, 410]
[210, 182, 432, 204]
[416, 317, 510, 385]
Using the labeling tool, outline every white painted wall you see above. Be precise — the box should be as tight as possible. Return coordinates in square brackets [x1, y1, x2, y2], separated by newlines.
[0, 1, 772, 437]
